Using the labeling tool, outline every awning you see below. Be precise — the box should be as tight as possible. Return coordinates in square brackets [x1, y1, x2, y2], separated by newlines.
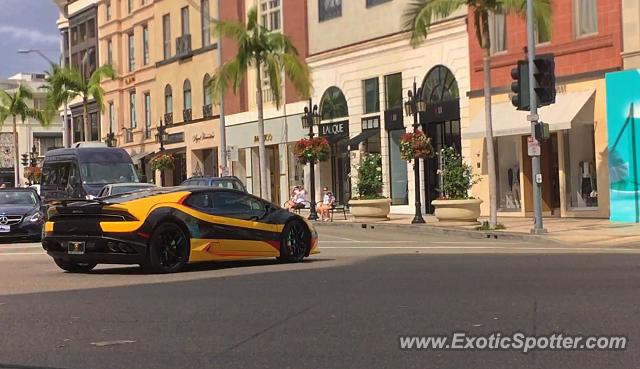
[348, 130, 379, 151]
[130, 151, 154, 163]
[324, 133, 348, 145]
[463, 90, 595, 139]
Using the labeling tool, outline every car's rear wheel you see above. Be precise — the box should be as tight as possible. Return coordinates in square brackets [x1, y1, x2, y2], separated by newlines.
[146, 222, 189, 273]
[53, 258, 97, 273]
[279, 220, 309, 263]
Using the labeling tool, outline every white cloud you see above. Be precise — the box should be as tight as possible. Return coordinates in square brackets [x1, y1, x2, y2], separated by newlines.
[0, 25, 59, 45]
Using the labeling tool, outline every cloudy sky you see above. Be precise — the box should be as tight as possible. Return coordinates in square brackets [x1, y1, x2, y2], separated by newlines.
[0, 0, 60, 79]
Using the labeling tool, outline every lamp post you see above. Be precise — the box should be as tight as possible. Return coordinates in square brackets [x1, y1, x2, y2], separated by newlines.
[155, 119, 169, 186]
[301, 99, 322, 221]
[404, 81, 427, 224]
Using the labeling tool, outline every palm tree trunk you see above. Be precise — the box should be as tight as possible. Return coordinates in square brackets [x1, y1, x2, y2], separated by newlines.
[12, 116, 19, 187]
[483, 48, 498, 227]
[255, 63, 269, 199]
[83, 97, 90, 142]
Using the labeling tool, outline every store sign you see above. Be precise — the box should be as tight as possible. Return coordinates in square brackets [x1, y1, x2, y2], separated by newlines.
[422, 99, 460, 123]
[253, 133, 273, 143]
[319, 121, 348, 136]
[192, 132, 215, 143]
[227, 145, 239, 162]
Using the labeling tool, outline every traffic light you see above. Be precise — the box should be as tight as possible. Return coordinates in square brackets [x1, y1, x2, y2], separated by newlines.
[20, 153, 29, 167]
[510, 60, 530, 111]
[533, 54, 556, 107]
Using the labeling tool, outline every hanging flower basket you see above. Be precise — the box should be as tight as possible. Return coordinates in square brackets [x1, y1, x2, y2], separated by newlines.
[23, 166, 42, 184]
[399, 130, 434, 161]
[150, 153, 175, 171]
[293, 137, 330, 165]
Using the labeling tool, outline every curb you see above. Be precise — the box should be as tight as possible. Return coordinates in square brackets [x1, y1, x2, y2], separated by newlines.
[313, 221, 567, 245]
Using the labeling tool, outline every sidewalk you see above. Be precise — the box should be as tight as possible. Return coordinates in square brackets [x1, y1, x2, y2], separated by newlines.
[310, 211, 640, 247]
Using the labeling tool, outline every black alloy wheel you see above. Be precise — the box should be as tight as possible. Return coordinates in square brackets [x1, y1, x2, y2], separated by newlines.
[147, 222, 189, 273]
[280, 220, 309, 263]
[53, 258, 97, 273]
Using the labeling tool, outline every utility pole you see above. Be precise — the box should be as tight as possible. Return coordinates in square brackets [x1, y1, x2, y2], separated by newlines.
[216, 0, 228, 176]
[526, 0, 545, 233]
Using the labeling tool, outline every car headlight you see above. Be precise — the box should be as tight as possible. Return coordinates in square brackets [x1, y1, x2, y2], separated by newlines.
[25, 212, 42, 223]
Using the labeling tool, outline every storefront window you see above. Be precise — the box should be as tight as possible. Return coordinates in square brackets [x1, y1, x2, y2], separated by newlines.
[496, 136, 521, 211]
[564, 125, 598, 208]
[287, 143, 304, 188]
[389, 130, 408, 205]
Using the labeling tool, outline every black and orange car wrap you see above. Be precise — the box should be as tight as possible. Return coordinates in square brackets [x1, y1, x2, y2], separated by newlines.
[42, 187, 319, 266]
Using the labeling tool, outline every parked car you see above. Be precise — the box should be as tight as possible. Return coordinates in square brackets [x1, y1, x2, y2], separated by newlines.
[97, 183, 157, 198]
[42, 187, 318, 273]
[40, 146, 139, 203]
[0, 188, 43, 241]
[180, 176, 247, 192]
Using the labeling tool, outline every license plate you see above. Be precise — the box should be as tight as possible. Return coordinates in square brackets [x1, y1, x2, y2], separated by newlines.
[0, 225, 9, 233]
[68, 241, 85, 255]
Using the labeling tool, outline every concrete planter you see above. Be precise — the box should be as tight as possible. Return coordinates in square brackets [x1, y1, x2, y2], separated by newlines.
[348, 198, 391, 221]
[431, 198, 483, 224]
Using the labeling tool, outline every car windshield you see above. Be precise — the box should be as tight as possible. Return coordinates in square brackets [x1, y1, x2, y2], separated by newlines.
[80, 163, 139, 185]
[212, 179, 244, 191]
[0, 191, 37, 205]
[111, 185, 154, 195]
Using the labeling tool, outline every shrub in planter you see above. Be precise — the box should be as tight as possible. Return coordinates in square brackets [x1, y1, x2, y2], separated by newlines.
[23, 166, 41, 184]
[437, 147, 480, 200]
[353, 153, 384, 199]
[293, 137, 330, 164]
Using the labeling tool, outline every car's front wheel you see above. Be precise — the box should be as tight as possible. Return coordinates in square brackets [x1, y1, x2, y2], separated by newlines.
[279, 220, 309, 263]
[145, 222, 189, 273]
[53, 258, 97, 273]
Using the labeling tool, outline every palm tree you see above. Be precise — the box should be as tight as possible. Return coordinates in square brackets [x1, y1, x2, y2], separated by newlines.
[0, 85, 52, 187]
[56, 63, 116, 141]
[42, 62, 79, 147]
[403, 0, 551, 227]
[210, 6, 312, 198]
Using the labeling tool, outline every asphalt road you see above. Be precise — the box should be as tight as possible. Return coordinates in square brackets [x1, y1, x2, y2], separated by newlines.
[1, 227, 640, 369]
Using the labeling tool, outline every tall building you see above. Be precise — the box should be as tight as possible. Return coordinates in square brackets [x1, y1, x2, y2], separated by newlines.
[306, 0, 469, 213]
[0, 74, 64, 186]
[464, 0, 622, 219]
[55, 0, 101, 144]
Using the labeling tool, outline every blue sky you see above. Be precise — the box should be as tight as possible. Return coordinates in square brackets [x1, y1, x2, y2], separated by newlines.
[0, 0, 60, 79]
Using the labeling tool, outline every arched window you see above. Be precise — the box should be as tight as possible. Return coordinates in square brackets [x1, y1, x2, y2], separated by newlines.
[203, 74, 212, 107]
[319, 86, 348, 121]
[183, 79, 192, 111]
[164, 84, 172, 114]
[420, 65, 459, 104]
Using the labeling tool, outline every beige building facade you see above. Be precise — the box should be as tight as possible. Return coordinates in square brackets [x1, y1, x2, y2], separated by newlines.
[622, 0, 640, 69]
[307, 0, 469, 214]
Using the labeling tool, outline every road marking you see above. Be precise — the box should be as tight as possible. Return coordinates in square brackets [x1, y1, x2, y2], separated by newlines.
[319, 240, 418, 244]
[319, 246, 640, 252]
[320, 235, 358, 242]
[432, 241, 525, 245]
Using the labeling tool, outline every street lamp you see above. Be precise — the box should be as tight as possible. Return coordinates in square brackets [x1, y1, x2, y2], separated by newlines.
[155, 119, 169, 186]
[301, 99, 322, 221]
[17, 49, 55, 64]
[404, 81, 428, 224]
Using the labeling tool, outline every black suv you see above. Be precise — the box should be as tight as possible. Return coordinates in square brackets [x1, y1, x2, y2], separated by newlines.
[180, 176, 247, 192]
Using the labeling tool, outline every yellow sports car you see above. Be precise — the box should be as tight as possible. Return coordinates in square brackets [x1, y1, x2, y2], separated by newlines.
[42, 187, 318, 273]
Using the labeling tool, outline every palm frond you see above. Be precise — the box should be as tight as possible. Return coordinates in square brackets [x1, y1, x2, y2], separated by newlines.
[281, 53, 312, 100]
[263, 54, 283, 107]
[88, 64, 116, 88]
[246, 6, 259, 33]
[88, 84, 106, 113]
[212, 19, 248, 45]
[209, 58, 244, 103]
[266, 32, 298, 55]
[402, 0, 467, 47]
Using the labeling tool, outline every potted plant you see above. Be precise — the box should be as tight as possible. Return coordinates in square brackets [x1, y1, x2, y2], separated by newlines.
[23, 166, 42, 185]
[348, 153, 390, 221]
[293, 137, 330, 164]
[431, 147, 482, 223]
[150, 152, 175, 172]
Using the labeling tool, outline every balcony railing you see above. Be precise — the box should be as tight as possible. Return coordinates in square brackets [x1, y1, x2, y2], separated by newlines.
[183, 108, 193, 122]
[164, 112, 173, 125]
[257, 88, 276, 104]
[175, 34, 192, 59]
[203, 104, 213, 118]
[124, 128, 134, 143]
